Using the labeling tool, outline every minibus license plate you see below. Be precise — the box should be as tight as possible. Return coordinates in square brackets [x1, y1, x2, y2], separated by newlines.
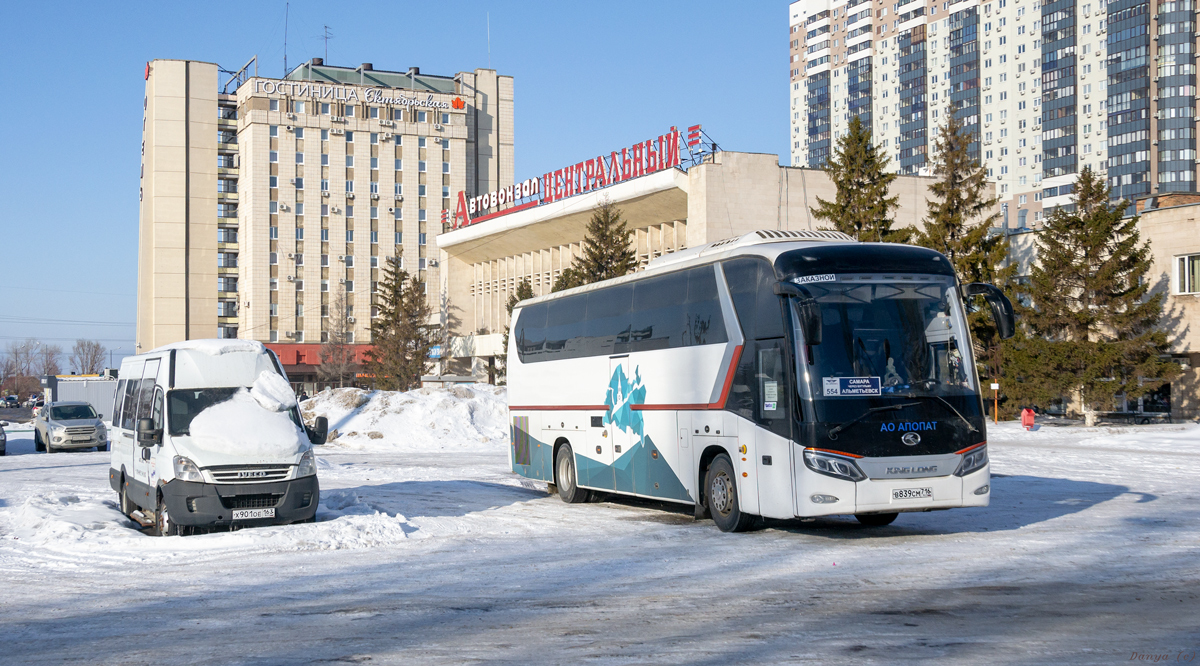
[893, 487, 932, 500]
[232, 508, 275, 520]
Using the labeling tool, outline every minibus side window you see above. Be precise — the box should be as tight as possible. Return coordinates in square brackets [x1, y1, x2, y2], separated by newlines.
[120, 377, 140, 430]
[152, 389, 164, 431]
[112, 380, 126, 426]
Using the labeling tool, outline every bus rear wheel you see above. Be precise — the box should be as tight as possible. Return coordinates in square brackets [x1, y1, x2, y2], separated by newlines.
[706, 454, 755, 533]
[855, 512, 898, 527]
[554, 443, 590, 504]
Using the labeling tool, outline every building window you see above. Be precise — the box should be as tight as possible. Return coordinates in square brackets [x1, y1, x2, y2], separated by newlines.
[270, 125, 279, 137]
[321, 179, 329, 191]
[419, 258, 427, 269]
[295, 280, 304, 291]
[370, 207, 379, 219]
[269, 100, 279, 111]
[295, 203, 304, 215]
[418, 111, 427, 123]
[418, 209, 427, 222]
[295, 253, 304, 265]
[321, 204, 329, 217]
[270, 331, 278, 342]
[370, 256, 378, 268]
[346, 131, 354, 143]
[370, 231, 379, 243]
[321, 254, 329, 266]
[218, 203, 238, 218]
[370, 132, 379, 144]
[217, 228, 238, 243]
[269, 226, 279, 239]
[269, 151, 278, 163]
[269, 202, 278, 214]
[441, 113, 450, 124]
[321, 103, 330, 115]
[321, 154, 329, 166]
[395, 159, 403, 170]
[419, 233, 427, 245]
[346, 155, 354, 167]
[418, 137, 426, 148]
[296, 228, 304, 240]
[395, 232, 403, 244]
[295, 152, 304, 164]
[345, 280, 354, 292]
[346, 180, 355, 193]
[395, 183, 403, 196]
[321, 229, 330, 241]
[346, 230, 354, 242]
[294, 177, 304, 189]
[371, 157, 379, 170]
[345, 255, 354, 267]
[321, 280, 329, 292]
[270, 278, 278, 291]
[269, 176, 278, 189]
[419, 161, 427, 172]
[369, 107, 379, 119]
[218, 276, 238, 293]
[294, 127, 304, 139]
[346, 205, 354, 217]
[345, 106, 355, 117]
[1178, 254, 1200, 294]
[293, 100, 305, 114]
[371, 281, 378, 293]
[370, 182, 379, 195]
[442, 162, 450, 174]
[321, 129, 329, 141]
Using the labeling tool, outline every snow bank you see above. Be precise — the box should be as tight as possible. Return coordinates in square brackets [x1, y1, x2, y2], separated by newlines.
[301, 384, 509, 453]
[188, 389, 307, 458]
[250, 371, 298, 412]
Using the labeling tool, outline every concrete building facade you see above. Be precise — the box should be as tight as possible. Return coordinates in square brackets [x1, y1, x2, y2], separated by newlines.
[789, 0, 1200, 229]
[137, 57, 514, 380]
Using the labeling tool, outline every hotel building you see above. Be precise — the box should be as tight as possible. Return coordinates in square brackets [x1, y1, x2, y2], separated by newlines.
[136, 57, 513, 379]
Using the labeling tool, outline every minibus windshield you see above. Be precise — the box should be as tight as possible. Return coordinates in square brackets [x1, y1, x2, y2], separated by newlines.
[794, 275, 981, 425]
[168, 388, 240, 436]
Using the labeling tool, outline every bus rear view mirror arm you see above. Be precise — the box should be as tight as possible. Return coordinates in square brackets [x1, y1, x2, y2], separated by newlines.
[964, 283, 1016, 339]
[136, 417, 161, 447]
[774, 282, 823, 345]
[308, 416, 329, 445]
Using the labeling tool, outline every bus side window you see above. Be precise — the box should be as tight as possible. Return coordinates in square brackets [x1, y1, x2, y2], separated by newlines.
[757, 339, 790, 438]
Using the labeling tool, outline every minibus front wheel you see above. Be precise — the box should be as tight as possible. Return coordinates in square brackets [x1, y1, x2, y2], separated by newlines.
[155, 490, 181, 537]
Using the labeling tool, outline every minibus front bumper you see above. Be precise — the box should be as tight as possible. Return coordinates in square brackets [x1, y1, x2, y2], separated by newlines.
[160, 475, 319, 526]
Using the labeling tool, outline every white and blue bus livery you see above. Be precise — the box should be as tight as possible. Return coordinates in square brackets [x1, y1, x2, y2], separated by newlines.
[506, 230, 1015, 532]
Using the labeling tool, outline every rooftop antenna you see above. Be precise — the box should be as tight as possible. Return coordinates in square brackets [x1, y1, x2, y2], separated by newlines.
[323, 25, 332, 62]
[487, 12, 491, 68]
[283, 2, 290, 76]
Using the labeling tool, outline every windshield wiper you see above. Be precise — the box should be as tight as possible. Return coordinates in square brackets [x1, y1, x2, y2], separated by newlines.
[827, 402, 920, 440]
[896, 393, 978, 433]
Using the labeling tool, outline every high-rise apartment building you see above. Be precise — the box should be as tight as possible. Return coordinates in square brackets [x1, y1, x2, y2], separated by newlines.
[790, 0, 1199, 227]
[137, 58, 513, 377]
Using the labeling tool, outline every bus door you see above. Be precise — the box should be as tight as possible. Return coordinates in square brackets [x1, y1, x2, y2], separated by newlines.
[608, 356, 636, 494]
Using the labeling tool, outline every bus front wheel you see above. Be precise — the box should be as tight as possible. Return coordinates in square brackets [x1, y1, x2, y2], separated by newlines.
[855, 512, 898, 527]
[706, 455, 755, 533]
[554, 444, 590, 504]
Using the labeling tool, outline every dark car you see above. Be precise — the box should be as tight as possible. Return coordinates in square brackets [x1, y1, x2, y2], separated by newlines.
[0, 421, 6, 455]
[3, 396, 18, 409]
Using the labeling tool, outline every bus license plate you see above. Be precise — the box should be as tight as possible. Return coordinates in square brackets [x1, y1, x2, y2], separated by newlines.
[893, 487, 932, 500]
[232, 508, 275, 520]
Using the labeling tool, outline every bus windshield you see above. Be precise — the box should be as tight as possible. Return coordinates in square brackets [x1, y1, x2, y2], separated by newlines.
[795, 275, 980, 424]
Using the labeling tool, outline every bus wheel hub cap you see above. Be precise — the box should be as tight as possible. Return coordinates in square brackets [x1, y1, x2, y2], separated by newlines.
[711, 476, 731, 513]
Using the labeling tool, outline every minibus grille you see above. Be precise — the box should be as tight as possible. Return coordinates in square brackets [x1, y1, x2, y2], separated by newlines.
[221, 493, 284, 509]
[209, 466, 292, 483]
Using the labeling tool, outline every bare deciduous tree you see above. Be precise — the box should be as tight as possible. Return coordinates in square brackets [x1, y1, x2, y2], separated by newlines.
[36, 344, 63, 377]
[317, 287, 358, 388]
[70, 339, 107, 375]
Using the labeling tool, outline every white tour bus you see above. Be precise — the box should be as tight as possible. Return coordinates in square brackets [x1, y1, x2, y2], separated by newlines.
[506, 230, 1014, 532]
[108, 339, 328, 535]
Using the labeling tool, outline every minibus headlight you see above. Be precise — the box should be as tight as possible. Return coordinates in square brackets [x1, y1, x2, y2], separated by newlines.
[802, 449, 866, 482]
[173, 456, 204, 483]
[954, 444, 988, 477]
[297, 450, 317, 477]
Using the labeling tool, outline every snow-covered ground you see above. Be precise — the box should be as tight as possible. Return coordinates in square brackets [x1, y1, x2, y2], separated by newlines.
[0, 389, 1197, 665]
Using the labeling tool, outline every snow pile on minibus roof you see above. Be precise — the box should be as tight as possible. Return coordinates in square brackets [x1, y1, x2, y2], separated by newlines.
[148, 339, 265, 356]
[301, 384, 508, 453]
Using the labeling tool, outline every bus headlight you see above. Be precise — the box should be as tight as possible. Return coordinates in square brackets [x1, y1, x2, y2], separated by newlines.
[296, 450, 317, 477]
[802, 449, 866, 482]
[173, 456, 204, 483]
[954, 444, 988, 477]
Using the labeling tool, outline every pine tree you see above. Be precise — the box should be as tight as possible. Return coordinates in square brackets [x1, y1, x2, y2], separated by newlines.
[498, 277, 535, 383]
[364, 258, 436, 391]
[810, 115, 908, 242]
[1006, 167, 1179, 424]
[915, 111, 1012, 393]
[552, 199, 637, 292]
[317, 286, 358, 388]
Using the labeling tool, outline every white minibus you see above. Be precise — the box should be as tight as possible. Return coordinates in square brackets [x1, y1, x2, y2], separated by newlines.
[108, 339, 328, 535]
[506, 230, 1014, 531]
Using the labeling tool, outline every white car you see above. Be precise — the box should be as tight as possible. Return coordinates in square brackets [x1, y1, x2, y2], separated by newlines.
[34, 401, 108, 453]
[108, 339, 327, 536]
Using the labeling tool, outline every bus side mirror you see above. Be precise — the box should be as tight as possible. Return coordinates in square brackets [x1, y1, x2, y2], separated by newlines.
[136, 417, 161, 446]
[308, 416, 328, 445]
[774, 282, 823, 345]
[964, 283, 1016, 339]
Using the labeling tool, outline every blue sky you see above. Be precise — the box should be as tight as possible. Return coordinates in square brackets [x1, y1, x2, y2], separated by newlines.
[0, 1, 790, 366]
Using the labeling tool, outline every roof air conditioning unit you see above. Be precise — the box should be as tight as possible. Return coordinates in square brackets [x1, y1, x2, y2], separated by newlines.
[346, 192, 355, 199]
[435, 124, 444, 131]
[383, 133, 393, 140]
[331, 116, 345, 122]
[388, 207, 396, 213]
[322, 191, 330, 198]
[289, 178, 300, 185]
[287, 253, 295, 259]
[428, 259, 439, 267]
[286, 113, 296, 120]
